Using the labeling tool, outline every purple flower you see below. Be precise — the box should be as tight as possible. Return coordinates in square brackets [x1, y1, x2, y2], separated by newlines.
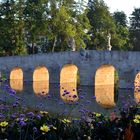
[0, 105, 5, 110]
[47, 95, 51, 98]
[33, 127, 37, 133]
[58, 102, 64, 105]
[64, 90, 67, 92]
[36, 115, 41, 120]
[86, 100, 91, 104]
[19, 120, 26, 127]
[74, 102, 79, 105]
[66, 92, 70, 94]
[27, 112, 34, 117]
[73, 95, 77, 98]
[98, 121, 103, 124]
[92, 96, 96, 99]
[0, 113, 5, 119]
[13, 103, 18, 108]
[62, 93, 65, 96]
[79, 109, 85, 113]
[78, 89, 82, 92]
[20, 114, 25, 118]
[16, 97, 21, 101]
[11, 114, 17, 119]
[79, 95, 84, 99]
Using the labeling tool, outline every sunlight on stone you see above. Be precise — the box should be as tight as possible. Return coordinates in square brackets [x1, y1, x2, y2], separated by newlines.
[10, 67, 23, 80]
[10, 67, 23, 91]
[60, 83, 78, 102]
[33, 66, 49, 81]
[134, 72, 140, 103]
[95, 65, 116, 108]
[33, 66, 49, 95]
[10, 79, 23, 91]
[95, 85, 115, 108]
[60, 64, 79, 102]
[33, 81, 49, 96]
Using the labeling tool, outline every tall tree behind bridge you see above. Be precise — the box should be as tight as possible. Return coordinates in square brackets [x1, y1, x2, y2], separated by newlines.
[86, 0, 132, 51]
[24, 0, 48, 54]
[0, 0, 27, 56]
[87, 0, 116, 50]
[46, 0, 90, 52]
[112, 11, 132, 50]
[130, 8, 140, 51]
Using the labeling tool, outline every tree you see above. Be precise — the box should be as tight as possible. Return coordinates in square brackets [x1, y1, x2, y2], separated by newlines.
[113, 11, 127, 27]
[46, 0, 90, 52]
[87, 0, 116, 50]
[0, 0, 27, 56]
[112, 11, 131, 50]
[87, 0, 131, 51]
[24, 0, 48, 54]
[129, 8, 140, 51]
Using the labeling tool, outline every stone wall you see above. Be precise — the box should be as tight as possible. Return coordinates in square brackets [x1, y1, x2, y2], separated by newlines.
[0, 50, 139, 89]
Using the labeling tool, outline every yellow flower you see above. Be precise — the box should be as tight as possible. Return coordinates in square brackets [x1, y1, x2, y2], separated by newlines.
[133, 119, 140, 124]
[23, 118, 28, 122]
[62, 119, 71, 123]
[40, 124, 50, 134]
[95, 113, 101, 117]
[40, 111, 48, 115]
[135, 115, 140, 120]
[0, 121, 8, 127]
[53, 126, 57, 130]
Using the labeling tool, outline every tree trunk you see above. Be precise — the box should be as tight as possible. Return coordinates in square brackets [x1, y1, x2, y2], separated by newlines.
[52, 36, 57, 52]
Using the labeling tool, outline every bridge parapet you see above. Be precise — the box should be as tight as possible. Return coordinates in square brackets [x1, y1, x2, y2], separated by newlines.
[0, 50, 139, 89]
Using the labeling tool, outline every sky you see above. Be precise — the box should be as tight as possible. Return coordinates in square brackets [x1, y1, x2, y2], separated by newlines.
[0, 0, 139, 18]
[103, 0, 140, 18]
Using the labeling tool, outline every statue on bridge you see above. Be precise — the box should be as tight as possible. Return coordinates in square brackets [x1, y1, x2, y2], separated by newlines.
[67, 37, 76, 51]
[107, 33, 112, 51]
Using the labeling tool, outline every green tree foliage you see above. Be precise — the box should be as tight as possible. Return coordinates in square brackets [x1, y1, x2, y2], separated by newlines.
[0, 0, 90, 55]
[87, 0, 131, 50]
[0, 0, 27, 56]
[0, 0, 139, 55]
[46, 0, 90, 52]
[87, 0, 116, 50]
[130, 8, 140, 51]
[113, 11, 127, 27]
[24, 0, 48, 53]
[112, 11, 132, 50]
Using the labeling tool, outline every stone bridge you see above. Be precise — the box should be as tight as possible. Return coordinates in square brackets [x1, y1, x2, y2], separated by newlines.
[0, 50, 139, 89]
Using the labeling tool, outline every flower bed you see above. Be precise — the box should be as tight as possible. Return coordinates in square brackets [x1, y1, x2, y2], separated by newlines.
[0, 80, 140, 140]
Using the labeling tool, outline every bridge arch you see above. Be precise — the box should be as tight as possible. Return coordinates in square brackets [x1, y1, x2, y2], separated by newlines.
[33, 66, 49, 95]
[134, 72, 140, 103]
[10, 67, 23, 80]
[95, 64, 119, 108]
[60, 64, 79, 102]
[10, 67, 23, 91]
[33, 66, 49, 81]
